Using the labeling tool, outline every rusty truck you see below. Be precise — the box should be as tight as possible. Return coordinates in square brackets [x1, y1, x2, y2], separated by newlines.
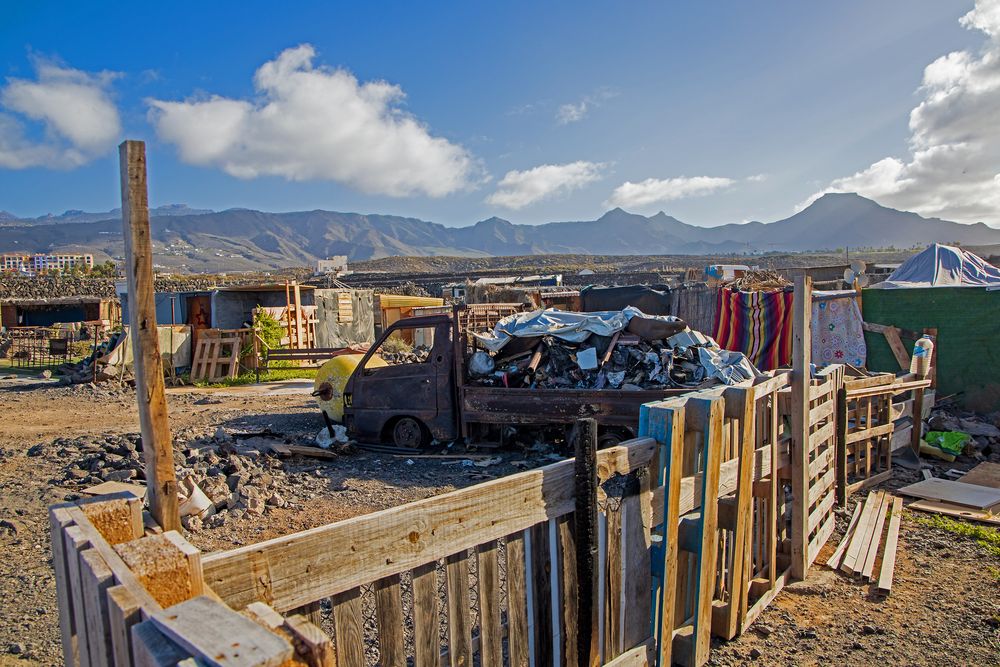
[332, 304, 692, 448]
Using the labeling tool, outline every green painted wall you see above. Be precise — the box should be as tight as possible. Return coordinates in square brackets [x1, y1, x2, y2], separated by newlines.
[861, 287, 1000, 412]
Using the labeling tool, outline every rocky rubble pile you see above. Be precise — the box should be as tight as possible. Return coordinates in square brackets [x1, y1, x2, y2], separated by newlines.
[33, 428, 325, 532]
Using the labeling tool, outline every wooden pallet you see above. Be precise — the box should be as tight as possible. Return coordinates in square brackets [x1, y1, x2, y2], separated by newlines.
[190, 336, 241, 382]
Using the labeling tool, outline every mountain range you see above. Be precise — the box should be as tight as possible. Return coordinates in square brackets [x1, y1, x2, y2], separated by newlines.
[1, 193, 998, 272]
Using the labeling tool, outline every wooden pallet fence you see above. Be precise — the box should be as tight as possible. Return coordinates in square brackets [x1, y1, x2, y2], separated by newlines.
[202, 438, 660, 667]
[189, 332, 242, 382]
[49, 491, 335, 667]
[640, 370, 813, 667]
[838, 371, 933, 503]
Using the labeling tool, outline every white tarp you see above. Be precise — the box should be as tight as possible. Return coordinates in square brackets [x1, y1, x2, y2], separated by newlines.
[471, 307, 677, 352]
[873, 243, 1000, 289]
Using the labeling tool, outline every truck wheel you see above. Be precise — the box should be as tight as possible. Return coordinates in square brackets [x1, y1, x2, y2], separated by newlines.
[392, 417, 427, 448]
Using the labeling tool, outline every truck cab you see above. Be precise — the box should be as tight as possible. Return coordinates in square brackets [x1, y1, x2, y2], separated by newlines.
[342, 314, 458, 447]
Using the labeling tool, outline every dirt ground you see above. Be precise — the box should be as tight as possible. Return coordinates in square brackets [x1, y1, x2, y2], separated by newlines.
[0, 376, 997, 666]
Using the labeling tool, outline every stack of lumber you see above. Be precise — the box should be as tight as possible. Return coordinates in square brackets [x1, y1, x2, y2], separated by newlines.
[899, 462, 1000, 526]
[826, 490, 903, 595]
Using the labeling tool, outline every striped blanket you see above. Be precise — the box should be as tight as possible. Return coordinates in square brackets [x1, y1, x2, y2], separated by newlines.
[713, 288, 794, 370]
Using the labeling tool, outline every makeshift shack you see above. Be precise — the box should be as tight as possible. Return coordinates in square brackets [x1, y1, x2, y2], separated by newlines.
[0, 296, 120, 328]
[863, 244, 1000, 411]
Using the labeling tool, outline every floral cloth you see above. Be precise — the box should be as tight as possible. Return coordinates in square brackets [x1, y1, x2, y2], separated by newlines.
[811, 291, 866, 367]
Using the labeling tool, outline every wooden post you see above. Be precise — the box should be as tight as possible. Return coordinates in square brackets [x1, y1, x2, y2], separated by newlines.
[790, 275, 812, 580]
[293, 282, 304, 350]
[284, 280, 294, 348]
[119, 140, 180, 533]
[573, 419, 600, 667]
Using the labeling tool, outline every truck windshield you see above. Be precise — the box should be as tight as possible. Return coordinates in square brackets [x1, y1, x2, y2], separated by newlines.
[368, 326, 436, 370]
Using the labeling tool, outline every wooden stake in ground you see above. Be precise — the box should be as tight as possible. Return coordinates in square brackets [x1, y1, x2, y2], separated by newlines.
[790, 275, 812, 580]
[119, 140, 180, 532]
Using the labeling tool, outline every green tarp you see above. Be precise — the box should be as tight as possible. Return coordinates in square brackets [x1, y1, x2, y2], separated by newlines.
[861, 287, 1000, 412]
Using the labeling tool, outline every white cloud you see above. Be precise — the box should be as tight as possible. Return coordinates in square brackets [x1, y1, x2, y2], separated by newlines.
[605, 176, 736, 209]
[0, 59, 121, 169]
[747, 173, 769, 182]
[802, 0, 1000, 224]
[148, 44, 479, 197]
[555, 88, 618, 125]
[556, 102, 589, 124]
[486, 161, 605, 209]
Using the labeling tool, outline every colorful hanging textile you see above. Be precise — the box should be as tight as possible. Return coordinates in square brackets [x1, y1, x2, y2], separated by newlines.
[811, 290, 867, 367]
[713, 287, 793, 371]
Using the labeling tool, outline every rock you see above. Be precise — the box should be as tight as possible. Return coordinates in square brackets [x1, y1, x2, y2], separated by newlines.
[7, 643, 24, 655]
[181, 515, 203, 532]
[266, 492, 285, 507]
[749, 648, 762, 660]
[103, 469, 135, 482]
[214, 426, 230, 442]
[2, 374, 16, 380]
[37, 370, 52, 379]
[0, 519, 25, 535]
[754, 624, 773, 637]
[26, 444, 44, 457]
[245, 497, 266, 515]
[797, 629, 817, 640]
[959, 418, 1000, 439]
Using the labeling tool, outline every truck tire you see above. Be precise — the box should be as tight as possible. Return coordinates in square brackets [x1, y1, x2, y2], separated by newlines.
[392, 417, 428, 449]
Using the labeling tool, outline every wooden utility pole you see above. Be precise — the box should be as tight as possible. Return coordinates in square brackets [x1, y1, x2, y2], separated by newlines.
[119, 140, 180, 532]
[790, 275, 812, 580]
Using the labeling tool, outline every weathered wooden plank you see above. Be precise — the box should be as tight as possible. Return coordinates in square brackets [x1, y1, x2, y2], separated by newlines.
[331, 587, 365, 667]
[897, 478, 1000, 509]
[882, 326, 911, 370]
[107, 585, 141, 667]
[647, 404, 684, 667]
[411, 562, 440, 667]
[64, 525, 93, 667]
[49, 508, 78, 667]
[840, 492, 880, 574]
[860, 494, 892, 580]
[204, 441, 656, 612]
[825, 503, 862, 570]
[505, 532, 530, 667]
[79, 549, 115, 666]
[621, 486, 651, 649]
[790, 277, 812, 581]
[604, 505, 623, 658]
[556, 517, 579, 667]
[876, 496, 904, 594]
[131, 620, 191, 667]
[530, 523, 554, 667]
[119, 140, 181, 532]
[149, 596, 292, 667]
[373, 574, 405, 667]
[476, 542, 503, 667]
[602, 637, 654, 667]
[845, 422, 894, 445]
[445, 551, 473, 667]
[691, 397, 724, 665]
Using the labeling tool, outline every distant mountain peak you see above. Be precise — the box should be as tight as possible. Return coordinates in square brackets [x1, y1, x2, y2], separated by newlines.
[0, 210, 17, 221]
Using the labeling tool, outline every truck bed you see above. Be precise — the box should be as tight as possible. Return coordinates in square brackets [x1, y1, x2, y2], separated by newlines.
[460, 385, 693, 427]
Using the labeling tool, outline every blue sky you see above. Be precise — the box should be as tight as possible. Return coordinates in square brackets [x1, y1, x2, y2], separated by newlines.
[2, 1, 997, 227]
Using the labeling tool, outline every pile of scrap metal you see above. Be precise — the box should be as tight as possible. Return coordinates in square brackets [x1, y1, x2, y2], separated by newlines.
[466, 307, 760, 390]
[53, 330, 132, 384]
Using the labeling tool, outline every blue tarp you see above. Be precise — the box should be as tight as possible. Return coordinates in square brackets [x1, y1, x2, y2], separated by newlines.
[873, 243, 1000, 288]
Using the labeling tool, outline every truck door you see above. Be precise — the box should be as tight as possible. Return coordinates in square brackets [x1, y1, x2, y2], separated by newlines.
[346, 320, 456, 443]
